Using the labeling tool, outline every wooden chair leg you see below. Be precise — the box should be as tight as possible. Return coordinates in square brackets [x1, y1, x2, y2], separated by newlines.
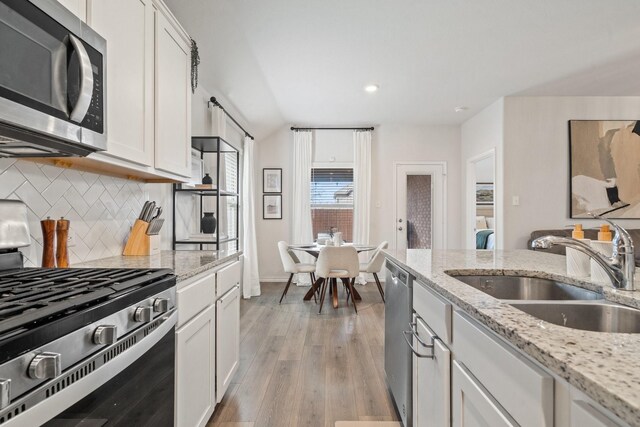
[279, 273, 294, 304]
[309, 273, 317, 303]
[318, 278, 328, 314]
[347, 277, 358, 314]
[373, 272, 385, 302]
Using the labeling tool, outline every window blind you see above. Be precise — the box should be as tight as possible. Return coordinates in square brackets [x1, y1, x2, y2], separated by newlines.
[311, 168, 354, 207]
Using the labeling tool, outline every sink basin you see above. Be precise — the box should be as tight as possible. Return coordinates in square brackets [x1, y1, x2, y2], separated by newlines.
[451, 275, 602, 301]
[511, 303, 640, 333]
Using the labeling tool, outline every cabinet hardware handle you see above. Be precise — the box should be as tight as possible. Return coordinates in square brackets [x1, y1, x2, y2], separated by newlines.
[408, 321, 433, 348]
[403, 330, 434, 358]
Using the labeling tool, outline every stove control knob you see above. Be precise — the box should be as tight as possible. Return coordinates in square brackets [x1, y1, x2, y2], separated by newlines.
[133, 306, 152, 323]
[28, 352, 61, 380]
[153, 298, 169, 313]
[93, 325, 117, 345]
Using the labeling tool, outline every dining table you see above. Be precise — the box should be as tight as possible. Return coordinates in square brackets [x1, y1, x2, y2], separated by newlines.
[289, 243, 376, 309]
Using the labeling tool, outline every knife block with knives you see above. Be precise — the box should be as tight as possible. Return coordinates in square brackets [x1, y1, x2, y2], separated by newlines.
[123, 201, 163, 256]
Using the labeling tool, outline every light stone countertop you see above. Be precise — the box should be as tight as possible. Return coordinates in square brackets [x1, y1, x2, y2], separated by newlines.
[74, 249, 242, 282]
[383, 249, 640, 426]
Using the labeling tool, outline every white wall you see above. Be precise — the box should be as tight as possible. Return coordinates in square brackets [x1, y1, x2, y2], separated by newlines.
[502, 96, 640, 249]
[256, 124, 462, 281]
[461, 99, 504, 249]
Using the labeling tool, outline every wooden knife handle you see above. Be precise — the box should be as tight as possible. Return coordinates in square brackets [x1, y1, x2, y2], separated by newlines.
[56, 218, 70, 268]
[40, 218, 56, 268]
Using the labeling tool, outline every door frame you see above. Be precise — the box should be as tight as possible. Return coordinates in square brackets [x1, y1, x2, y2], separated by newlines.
[466, 148, 497, 249]
[393, 161, 448, 251]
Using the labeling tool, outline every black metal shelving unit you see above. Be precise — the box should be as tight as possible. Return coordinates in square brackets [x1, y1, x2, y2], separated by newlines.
[172, 136, 240, 251]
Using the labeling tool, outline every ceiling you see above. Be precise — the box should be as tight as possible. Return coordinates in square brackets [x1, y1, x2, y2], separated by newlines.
[165, 0, 640, 138]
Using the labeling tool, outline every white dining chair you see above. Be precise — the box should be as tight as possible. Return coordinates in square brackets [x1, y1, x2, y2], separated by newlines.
[277, 241, 316, 304]
[359, 241, 389, 302]
[315, 246, 360, 314]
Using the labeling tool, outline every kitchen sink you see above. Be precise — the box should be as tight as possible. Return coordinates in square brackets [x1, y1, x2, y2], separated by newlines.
[450, 275, 602, 301]
[511, 302, 640, 333]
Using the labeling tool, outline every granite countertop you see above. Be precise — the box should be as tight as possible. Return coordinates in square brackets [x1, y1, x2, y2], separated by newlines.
[384, 249, 640, 426]
[74, 249, 242, 282]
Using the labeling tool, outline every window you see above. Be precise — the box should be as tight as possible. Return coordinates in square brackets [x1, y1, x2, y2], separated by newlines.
[311, 168, 353, 242]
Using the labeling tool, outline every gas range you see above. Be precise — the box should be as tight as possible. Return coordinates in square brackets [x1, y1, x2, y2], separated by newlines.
[0, 201, 177, 426]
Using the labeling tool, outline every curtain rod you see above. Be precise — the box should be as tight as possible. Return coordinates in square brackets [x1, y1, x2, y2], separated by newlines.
[290, 126, 374, 132]
[208, 97, 254, 140]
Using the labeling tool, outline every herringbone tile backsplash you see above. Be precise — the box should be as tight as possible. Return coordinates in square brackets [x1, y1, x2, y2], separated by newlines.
[0, 159, 148, 267]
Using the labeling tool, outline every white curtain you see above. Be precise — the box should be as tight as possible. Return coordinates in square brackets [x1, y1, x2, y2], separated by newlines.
[353, 130, 372, 283]
[242, 136, 261, 298]
[211, 106, 226, 138]
[292, 131, 314, 285]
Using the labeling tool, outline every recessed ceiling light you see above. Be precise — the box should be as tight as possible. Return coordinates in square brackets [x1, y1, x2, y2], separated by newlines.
[454, 106, 468, 113]
[365, 84, 379, 93]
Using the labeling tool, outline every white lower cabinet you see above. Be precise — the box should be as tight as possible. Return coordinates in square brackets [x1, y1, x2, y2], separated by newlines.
[216, 284, 240, 402]
[571, 400, 621, 427]
[452, 360, 517, 427]
[176, 304, 216, 427]
[175, 259, 242, 427]
[412, 315, 450, 427]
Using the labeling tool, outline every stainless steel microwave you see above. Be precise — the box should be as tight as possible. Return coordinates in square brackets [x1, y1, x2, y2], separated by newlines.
[0, 0, 106, 157]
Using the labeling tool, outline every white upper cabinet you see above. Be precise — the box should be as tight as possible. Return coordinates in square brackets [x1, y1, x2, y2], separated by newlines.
[87, 0, 155, 166]
[153, 2, 192, 178]
[57, 0, 86, 20]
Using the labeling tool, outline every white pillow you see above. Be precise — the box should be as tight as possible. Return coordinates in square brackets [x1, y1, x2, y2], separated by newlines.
[486, 217, 495, 229]
[475, 216, 488, 230]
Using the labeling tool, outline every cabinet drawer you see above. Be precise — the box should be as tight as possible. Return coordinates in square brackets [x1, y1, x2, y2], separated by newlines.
[454, 311, 553, 427]
[177, 271, 215, 328]
[413, 282, 452, 344]
[217, 260, 241, 299]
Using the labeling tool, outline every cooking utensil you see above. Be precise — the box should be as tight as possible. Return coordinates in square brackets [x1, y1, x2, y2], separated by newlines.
[151, 207, 162, 221]
[144, 202, 156, 222]
[146, 218, 165, 235]
[139, 201, 151, 220]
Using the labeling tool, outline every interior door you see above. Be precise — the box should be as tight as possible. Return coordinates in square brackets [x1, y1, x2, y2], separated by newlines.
[395, 163, 446, 250]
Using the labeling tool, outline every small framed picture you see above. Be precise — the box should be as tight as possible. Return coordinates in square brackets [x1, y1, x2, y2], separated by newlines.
[263, 194, 282, 219]
[263, 168, 282, 193]
[476, 182, 494, 205]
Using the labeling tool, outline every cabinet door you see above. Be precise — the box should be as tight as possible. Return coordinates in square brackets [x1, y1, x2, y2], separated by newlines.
[216, 285, 240, 402]
[176, 304, 216, 427]
[154, 4, 191, 177]
[87, 0, 155, 166]
[571, 401, 621, 427]
[413, 316, 450, 427]
[57, 0, 86, 20]
[452, 361, 518, 427]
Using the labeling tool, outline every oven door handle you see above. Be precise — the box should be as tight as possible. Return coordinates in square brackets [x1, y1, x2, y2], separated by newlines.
[69, 34, 94, 123]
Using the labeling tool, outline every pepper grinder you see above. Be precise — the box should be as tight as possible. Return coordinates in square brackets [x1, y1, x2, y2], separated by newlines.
[40, 217, 56, 268]
[56, 217, 70, 268]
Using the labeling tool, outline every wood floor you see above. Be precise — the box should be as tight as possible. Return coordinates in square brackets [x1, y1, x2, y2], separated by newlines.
[206, 281, 400, 427]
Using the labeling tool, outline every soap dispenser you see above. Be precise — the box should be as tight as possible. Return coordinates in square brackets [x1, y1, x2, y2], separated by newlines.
[591, 224, 613, 283]
[566, 224, 590, 278]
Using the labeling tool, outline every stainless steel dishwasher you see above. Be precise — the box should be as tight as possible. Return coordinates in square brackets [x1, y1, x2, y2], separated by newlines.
[384, 259, 413, 427]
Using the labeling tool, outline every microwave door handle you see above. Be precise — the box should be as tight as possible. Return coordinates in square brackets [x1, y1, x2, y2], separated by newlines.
[68, 34, 94, 123]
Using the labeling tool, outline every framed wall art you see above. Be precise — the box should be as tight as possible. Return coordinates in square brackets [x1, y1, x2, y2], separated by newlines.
[569, 120, 640, 218]
[475, 183, 494, 205]
[263, 168, 282, 193]
[263, 194, 282, 220]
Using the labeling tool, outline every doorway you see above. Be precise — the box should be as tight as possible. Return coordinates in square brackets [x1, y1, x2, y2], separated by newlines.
[395, 163, 447, 250]
[466, 150, 496, 250]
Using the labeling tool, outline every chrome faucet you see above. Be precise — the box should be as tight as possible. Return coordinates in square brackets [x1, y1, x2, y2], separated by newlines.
[531, 214, 636, 291]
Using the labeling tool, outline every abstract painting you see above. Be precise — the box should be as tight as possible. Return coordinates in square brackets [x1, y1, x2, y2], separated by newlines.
[570, 120, 640, 218]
